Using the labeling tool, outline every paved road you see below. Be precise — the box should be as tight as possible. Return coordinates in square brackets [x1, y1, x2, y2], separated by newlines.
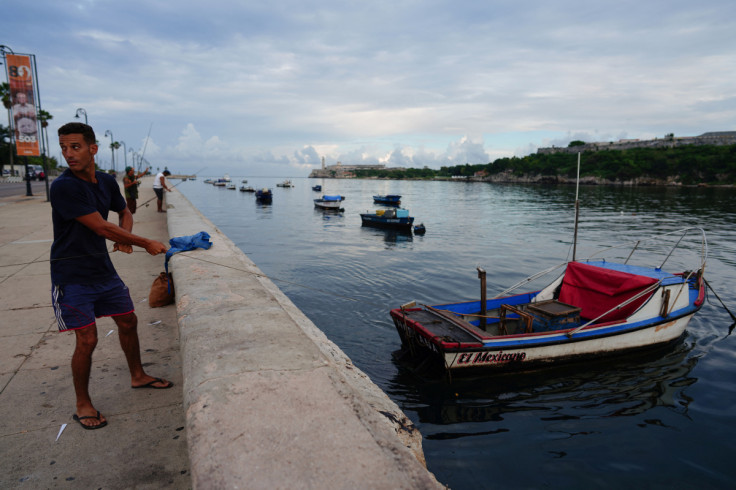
[0, 180, 52, 199]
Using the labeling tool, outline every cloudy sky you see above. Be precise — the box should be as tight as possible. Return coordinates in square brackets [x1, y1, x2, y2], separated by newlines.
[2, 0, 734, 176]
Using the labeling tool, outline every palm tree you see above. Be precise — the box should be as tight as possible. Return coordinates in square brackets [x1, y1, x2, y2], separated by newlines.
[110, 141, 121, 172]
[38, 109, 53, 160]
[0, 82, 10, 110]
[38, 109, 52, 128]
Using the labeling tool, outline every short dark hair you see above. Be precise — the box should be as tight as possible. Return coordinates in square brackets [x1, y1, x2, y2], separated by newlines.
[163, 170, 171, 176]
[58, 122, 96, 145]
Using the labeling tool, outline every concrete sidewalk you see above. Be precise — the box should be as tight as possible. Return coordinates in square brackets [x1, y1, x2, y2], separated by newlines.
[0, 182, 190, 488]
[0, 178, 442, 489]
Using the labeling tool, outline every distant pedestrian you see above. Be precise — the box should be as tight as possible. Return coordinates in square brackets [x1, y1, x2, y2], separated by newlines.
[123, 165, 149, 214]
[153, 169, 172, 212]
[51, 122, 173, 430]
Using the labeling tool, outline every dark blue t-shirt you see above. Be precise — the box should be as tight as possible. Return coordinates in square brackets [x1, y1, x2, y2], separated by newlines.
[50, 169, 126, 285]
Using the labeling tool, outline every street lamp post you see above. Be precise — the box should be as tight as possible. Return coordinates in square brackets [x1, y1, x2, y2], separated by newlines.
[120, 140, 127, 169]
[104, 129, 114, 173]
[130, 149, 138, 171]
[74, 108, 88, 124]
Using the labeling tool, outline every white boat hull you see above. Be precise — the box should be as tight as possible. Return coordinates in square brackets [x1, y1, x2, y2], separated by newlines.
[314, 201, 343, 210]
[442, 314, 693, 370]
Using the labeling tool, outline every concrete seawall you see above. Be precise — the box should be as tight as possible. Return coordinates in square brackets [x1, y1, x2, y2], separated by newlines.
[165, 190, 443, 488]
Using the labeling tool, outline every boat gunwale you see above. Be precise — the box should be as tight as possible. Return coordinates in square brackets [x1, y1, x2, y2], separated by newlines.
[390, 280, 703, 351]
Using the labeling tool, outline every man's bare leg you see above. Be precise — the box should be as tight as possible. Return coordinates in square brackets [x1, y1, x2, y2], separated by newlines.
[72, 325, 107, 428]
[114, 312, 171, 388]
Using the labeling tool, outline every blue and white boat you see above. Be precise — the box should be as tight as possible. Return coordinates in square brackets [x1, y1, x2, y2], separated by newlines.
[373, 194, 401, 205]
[314, 195, 345, 211]
[312, 185, 322, 192]
[390, 228, 707, 375]
[255, 188, 273, 203]
[360, 208, 414, 230]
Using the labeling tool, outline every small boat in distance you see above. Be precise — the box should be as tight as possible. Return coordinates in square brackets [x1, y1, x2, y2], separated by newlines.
[240, 185, 255, 192]
[226, 183, 236, 190]
[314, 195, 345, 211]
[373, 194, 401, 205]
[312, 185, 322, 192]
[204, 178, 214, 184]
[256, 188, 273, 203]
[241, 179, 248, 183]
[277, 180, 294, 187]
[213, 179, 228, 187]
[360, 208, 414, 230]
[413, 223, 426, 235]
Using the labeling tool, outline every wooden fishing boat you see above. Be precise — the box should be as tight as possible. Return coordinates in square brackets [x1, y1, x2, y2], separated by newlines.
[373, 194, 401, 205]
[255, 188, 273, 203]
[314, 195, 345, 211]
[360, 208, 414, 230]
[390, 227, 707, 375]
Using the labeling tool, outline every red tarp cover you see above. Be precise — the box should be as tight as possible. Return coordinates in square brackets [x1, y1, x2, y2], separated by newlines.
[558, 261, 658, 322]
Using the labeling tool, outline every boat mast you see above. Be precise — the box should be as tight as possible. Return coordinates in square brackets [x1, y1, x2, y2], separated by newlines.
[572, 152, 581, 261]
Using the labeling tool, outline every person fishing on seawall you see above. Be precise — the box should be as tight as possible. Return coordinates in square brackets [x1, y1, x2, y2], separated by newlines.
[153, 169, 172, 212]
[50, 122, 173, 430]
[122, 165, 149, 214]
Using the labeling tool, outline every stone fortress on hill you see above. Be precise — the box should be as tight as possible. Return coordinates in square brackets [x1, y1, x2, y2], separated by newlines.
[308, 131, 736, 178]
[309, 157, 388, 178]
[536, 131, 736, 155]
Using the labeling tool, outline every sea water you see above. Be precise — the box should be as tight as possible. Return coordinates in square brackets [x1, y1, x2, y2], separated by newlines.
[178, 178, 736, 489]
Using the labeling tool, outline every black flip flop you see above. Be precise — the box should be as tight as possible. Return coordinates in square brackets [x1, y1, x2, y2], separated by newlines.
[132, 377, 174, 389]
[72, 411, 108, 430]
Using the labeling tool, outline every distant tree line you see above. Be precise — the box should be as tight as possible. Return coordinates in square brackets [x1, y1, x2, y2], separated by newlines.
[352, 144, 736, 185]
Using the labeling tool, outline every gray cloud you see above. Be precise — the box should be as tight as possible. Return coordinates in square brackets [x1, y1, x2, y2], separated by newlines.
[4, 0, 734, 175]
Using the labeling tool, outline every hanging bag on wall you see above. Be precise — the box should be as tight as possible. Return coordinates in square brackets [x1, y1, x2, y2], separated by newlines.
[149, 272, 175, 307]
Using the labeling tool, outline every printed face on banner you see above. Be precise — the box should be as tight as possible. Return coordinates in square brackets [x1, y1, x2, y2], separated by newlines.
[5, 54, 40, 156]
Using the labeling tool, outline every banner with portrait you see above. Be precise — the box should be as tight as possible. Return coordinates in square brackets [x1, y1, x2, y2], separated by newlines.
[5, 54, 40, 156]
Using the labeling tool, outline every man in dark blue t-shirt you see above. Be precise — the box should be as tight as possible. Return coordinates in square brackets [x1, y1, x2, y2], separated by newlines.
[51, 122, 172, 430]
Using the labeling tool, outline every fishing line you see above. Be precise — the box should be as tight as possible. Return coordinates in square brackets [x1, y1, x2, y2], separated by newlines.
[173, 252, 376, 306]
[1, 247, 379, 308]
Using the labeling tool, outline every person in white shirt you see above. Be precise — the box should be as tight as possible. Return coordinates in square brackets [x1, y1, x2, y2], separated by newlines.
[152, 169, 172, 212]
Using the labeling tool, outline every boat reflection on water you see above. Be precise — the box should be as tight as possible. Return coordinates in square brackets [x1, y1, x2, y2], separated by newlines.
[359, 226, 414, 244]
[392, 338, 698, 431]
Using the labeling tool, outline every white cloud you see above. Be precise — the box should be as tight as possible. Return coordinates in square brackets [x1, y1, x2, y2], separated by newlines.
[4, 0, 735, 175]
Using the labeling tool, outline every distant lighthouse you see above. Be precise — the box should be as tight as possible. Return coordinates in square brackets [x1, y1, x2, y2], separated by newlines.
[321, 156, 325, 170]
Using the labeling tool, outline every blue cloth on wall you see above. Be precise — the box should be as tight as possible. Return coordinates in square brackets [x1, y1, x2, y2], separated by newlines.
[165, 231, 213, 274]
